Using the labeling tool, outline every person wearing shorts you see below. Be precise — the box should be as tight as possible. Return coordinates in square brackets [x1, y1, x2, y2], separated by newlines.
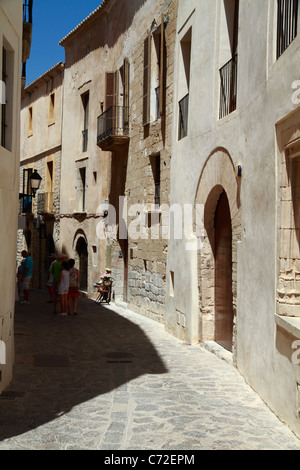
[21, 250, 33, 304]
[57, 261, 70, 316]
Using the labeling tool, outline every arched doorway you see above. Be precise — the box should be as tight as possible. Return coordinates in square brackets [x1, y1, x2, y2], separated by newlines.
[76, 236, 88, 292]
[214, 190, 233, 351]
[194, 148, 241, 360]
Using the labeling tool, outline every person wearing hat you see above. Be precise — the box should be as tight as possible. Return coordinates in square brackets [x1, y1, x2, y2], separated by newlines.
[47, 253, 57, 303]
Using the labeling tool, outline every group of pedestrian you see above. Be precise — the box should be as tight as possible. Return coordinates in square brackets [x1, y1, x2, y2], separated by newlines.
[17, 250, 33, 304]
[47, 253, 79, 316]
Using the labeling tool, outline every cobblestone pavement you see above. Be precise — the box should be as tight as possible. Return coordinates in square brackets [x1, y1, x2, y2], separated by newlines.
[0, 288, 300, 451]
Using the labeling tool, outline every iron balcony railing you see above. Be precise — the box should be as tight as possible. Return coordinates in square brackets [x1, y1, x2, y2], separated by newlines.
[219, 54, 238, 119]
[97, 106, 129, 145]
[277, 0, 298, 58]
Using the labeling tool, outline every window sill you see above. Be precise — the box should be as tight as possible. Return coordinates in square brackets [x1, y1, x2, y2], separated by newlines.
[275, 313, 300, 339]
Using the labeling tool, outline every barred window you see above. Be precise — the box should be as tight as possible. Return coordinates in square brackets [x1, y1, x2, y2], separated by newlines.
[277, 0, 298, 58]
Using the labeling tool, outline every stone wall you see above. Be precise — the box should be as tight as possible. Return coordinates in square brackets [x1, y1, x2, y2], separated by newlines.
[124, 0, 178, 323]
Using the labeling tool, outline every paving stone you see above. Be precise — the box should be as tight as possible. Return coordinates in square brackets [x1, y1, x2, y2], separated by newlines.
[0, 288, 300, 451]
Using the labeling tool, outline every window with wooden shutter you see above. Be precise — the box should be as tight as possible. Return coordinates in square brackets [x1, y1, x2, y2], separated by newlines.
[105, 72, 115, 111]
[178, 28, 191, 140]
[143, 34, 151, 126]
[82, 91, 89, 152]
[159, 16, 165, 117]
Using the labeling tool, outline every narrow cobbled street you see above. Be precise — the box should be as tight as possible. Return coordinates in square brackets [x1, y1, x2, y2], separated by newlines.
[0, 289, 299, 451]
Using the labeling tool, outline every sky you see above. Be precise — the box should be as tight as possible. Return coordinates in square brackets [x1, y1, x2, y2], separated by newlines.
[25, 0, 103, 86]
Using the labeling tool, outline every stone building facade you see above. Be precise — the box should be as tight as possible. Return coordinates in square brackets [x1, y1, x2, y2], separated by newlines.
[58, 0, 178, 319]
[19, 62, 64, 290]
[166, 0, 300, 438]
[0, 0, 24, 393]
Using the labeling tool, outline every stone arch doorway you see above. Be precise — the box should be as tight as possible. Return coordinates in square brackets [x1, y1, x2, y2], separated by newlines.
[195, 148, 241, 358]
[76, 236, 88, 292]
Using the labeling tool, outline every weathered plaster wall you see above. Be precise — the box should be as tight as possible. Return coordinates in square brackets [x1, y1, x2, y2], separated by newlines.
[19, 66, 64, 289]
[167, 0, 300, 437]
[0, 0, 23, 392]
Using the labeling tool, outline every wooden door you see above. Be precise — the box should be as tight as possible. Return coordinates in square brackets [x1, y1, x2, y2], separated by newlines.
[214, 191, 233, 351]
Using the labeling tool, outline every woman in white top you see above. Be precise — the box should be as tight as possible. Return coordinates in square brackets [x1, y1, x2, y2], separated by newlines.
[57, 261, 70, 316]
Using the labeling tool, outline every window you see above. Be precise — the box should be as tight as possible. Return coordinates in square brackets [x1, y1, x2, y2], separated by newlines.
[1, 40, 14, 150]
[219, 0, 239, 119]
[28, 106, 33, 135]
[143, 34, 151, 126]
[77, 167, 86, 212]
[82, 92, 89, 152]
[178, 28, 191, 140]
[45, 160, 54, 213]
[143, 20, 166, 126]
[1, 46, 6, 148]
[49, 92, 55, 123]
[169, 271, 175, 297]
[277, 0, 298, 58]
[120, 58, 130, 128]
[178, 94, 189, 141]
[21, 168, 33, 214]
[97, 64, 130, 142]
[150, 154, 161, 207]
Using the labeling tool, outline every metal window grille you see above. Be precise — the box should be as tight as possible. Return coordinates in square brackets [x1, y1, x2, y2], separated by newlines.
[277, 0, 298, 58]
[219, 54, 238, 119]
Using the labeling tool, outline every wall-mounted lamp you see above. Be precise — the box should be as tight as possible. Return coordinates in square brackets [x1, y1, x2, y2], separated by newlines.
[19, 169, 42, 199]
[235, 165, 242, 178]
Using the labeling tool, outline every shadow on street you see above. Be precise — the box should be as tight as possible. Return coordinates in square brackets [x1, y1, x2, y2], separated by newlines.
[0, 289, 167, 441]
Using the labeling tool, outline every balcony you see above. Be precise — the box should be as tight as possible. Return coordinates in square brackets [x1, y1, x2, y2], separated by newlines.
[219, 54, 238, 119]
[19, 196, 32, 215]
[97, 106, 129, 151]
[22, 0, 33, 63]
